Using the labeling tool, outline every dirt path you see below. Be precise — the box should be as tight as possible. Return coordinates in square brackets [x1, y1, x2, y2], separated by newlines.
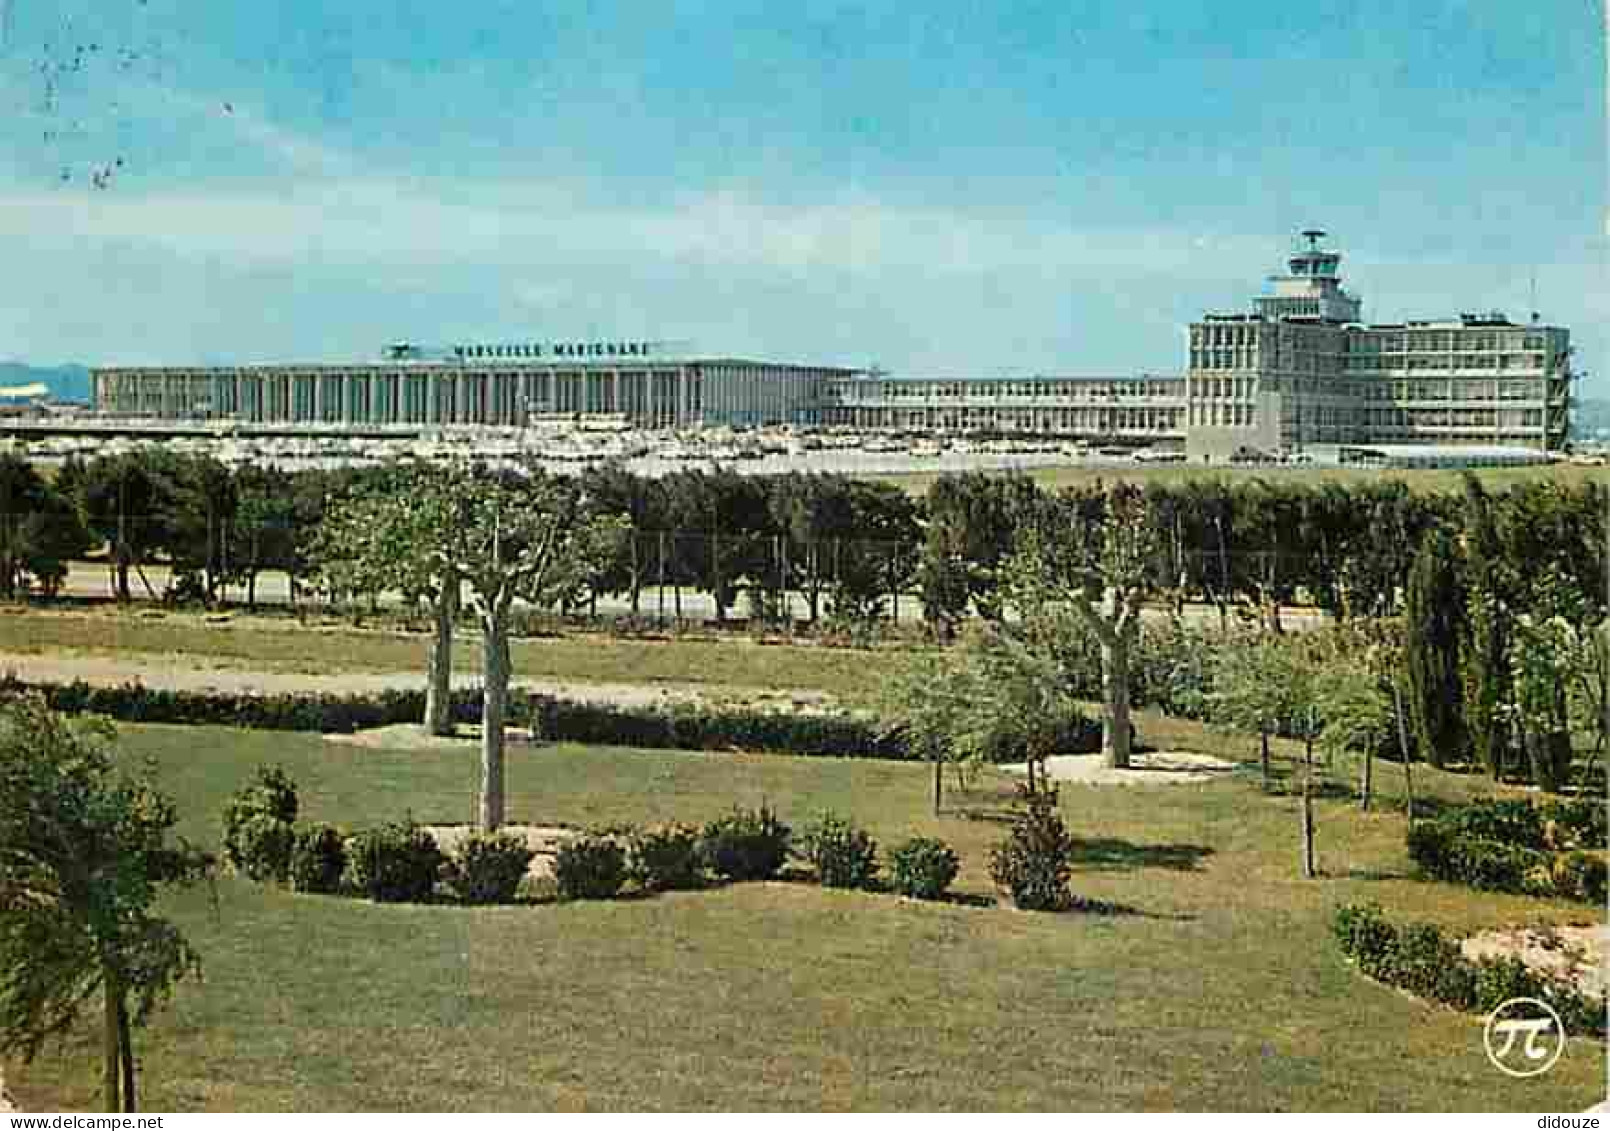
[0, 649, 841, 714]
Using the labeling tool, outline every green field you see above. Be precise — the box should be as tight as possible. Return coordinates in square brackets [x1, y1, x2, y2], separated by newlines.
[0, 607, 882, 701]
[6, 718, 1603, 1111]
[873, 462, 1610, 495]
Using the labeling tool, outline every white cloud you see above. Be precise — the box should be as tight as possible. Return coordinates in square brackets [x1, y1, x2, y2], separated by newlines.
[5, 172, 1279, 286]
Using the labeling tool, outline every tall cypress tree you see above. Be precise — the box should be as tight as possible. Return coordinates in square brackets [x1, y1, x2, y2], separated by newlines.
[1459, 475, 1511, 779]
[1403, 526, 1465, 768]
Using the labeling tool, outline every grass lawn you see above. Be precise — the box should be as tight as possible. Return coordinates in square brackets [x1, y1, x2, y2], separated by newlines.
[6, 715, 1604, 1111]
[0, 607, 883, 701]
[872, 462, 1610, 496]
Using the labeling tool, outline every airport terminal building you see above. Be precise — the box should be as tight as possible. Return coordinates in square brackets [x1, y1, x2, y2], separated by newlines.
[1179, 233, 1573, 459]
[91, 234, 1575, 455]
[94, 343, 855, 431]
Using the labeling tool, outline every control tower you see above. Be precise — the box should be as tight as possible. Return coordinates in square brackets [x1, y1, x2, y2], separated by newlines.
[1252, 229, 1363, 323]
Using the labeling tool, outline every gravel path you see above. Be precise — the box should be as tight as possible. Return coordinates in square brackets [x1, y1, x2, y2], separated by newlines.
[0, 650, 840, 714]
[1003, 750, 1240, 785]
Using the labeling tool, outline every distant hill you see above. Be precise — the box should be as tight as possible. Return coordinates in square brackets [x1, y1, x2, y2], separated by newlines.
[0, 362, 92, 403]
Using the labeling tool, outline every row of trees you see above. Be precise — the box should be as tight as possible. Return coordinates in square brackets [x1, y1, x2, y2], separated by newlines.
[883, 475, 1605, 799]
[1, 451, 320, 605]
[1403, 477, 1609, 792]
[5, 449, 1604, 632]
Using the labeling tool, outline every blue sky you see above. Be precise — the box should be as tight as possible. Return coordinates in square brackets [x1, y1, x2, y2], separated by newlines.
[4, 0, 1606, 388]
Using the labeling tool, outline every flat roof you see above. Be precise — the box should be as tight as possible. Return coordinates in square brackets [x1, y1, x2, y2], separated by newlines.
[92, 358, 861, 374]
[836, 373, 1183, 384]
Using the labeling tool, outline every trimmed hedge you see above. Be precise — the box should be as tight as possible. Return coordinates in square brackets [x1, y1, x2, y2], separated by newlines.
[8, 675, 446, 734]
[1334, 903, 1605, 1039]
[1406, 799, 1607, 903]
[1, 674, 1109, 763]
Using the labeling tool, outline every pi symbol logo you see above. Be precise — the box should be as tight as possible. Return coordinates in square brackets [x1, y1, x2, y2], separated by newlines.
[1483, 997, 1566, 1078]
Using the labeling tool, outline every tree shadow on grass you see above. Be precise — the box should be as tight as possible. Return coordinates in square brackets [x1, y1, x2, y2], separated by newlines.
[934, 890, 1194, 921]
[1069, 836, 1215, 873]
[1062, 895, 1195, 922]
[1337, 867, 1415, 882]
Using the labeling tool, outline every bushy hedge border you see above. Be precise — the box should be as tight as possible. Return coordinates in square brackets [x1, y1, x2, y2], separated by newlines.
[6, 674, 1101, 762]
[1334, 903, 1605, 1040]
[1406, 799, 1608, 904]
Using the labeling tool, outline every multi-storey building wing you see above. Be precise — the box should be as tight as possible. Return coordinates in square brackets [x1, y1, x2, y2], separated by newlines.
[1184, 231, 1571, 460]
[815, 374, 1186, 440]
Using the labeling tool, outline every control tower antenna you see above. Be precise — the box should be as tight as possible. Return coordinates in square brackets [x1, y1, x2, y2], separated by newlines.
[1300, 228, 1327, 251]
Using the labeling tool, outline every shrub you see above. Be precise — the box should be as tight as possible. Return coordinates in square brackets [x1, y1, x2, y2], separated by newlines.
[798, 812, 880, 890]
[1441, 799, 1547, 849]
[288, 824, 347, 894]
[1404, 821, 1453, 876]
[345, 821, 445, 903]
[228, 813, 296, 883]
[450, 832, 536, 905]
[553, 832, 628, 900]
[1333, 904, 1606, 1039]
[887, 836, 960, 901]
[989, 793, 1074, 911]
[1542, 798, 1608, 851]
[1383, 922, 1474, 1008]
[700, 805, 792, 882]
[1451, 838, 1552, 894]
[1332, 902, 1396, 976]
[221, 765, 300, 881]
[627, 822, 704, 892]
[1552, 851, 1608, 905]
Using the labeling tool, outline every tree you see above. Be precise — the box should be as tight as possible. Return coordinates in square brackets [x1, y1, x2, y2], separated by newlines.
[577, 463, 666, 617]
[441, 464, 624, 830]
[1009, 482, 1160, 768]
[876, 624, 1083, 809]
[660, 467, 773, 624]
[0, 454, 89, 600]
[78, 452, 176, 602]
[0, 696, 212, 1112]
[163, 456, 239, 604]
[1459, 475, 1514, 779]
[315, 461, 465, 736]
[1505, 567, 1584, 794]
[1208, 629, 1298, 791]
[1230, 480, 1304, 633]
[876, 648, 974, 815]
[1402, 526, 1466, 768]
[1310, 623, 1397, 813]
[230, 465, 300, 610]
[919, 471, 1042, 633]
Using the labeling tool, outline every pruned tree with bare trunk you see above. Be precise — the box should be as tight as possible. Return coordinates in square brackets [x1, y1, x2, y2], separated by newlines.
[1007, 482, 1161, 769]
[438, 464, 626, 831]
[314, 461, 467, 736]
